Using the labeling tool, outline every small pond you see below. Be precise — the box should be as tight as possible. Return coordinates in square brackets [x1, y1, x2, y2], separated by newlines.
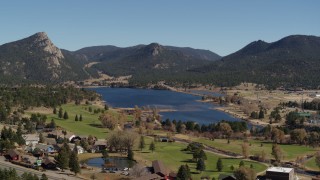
[86, 157, 135, 169]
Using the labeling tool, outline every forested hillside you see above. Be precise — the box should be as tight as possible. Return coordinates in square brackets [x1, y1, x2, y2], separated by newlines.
[191, 35, 320, 88]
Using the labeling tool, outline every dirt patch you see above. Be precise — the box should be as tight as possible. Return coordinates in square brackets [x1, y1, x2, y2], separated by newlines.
[25, 107, 53, 114]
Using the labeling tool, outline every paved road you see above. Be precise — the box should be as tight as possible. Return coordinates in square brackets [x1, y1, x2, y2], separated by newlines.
[0, 156, 83, 180]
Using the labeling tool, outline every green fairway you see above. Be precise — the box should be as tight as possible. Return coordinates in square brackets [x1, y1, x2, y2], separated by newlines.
[134, 137, 267, 179]
[46, 104, 110, 139]
[304, 157, 319, 171]
[192, 138, 319, 161]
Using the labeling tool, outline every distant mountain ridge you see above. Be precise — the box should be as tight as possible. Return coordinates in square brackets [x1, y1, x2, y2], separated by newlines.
[74, 43, 220, 62]
[1, 32, 320, 88]
[0, 32, 220, 84]
[193, 35, 320, 88]
[87, 42, 219, 77]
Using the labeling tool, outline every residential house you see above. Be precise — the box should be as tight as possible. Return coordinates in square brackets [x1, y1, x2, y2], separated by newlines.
[32, 147, 44, 157]
[44, 137, 57, 145]
[42, 157, 56, 169]
[68, 143, 85, 154]
[21, 155, 41, 166]
[218, 174, 237, 180]
[6, 149, 21, 161]
[266, 167, 295, 180]
[70, 136, 81, 143]
[65, 134, 76, 142]
[36, 124, 45, 132]
[94, 140, 107, 152]
[23, 134, 39, 146]
[152, 160, 168, 179]
[47, 130, 64, 139]
[35, 144, 56, 154]
[48, 130, 75, 142]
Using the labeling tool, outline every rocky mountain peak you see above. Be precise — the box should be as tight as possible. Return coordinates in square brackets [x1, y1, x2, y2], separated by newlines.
[31, 32, 64, 58]
[29, 32, 64, 68]
[145, 43, 164, 56]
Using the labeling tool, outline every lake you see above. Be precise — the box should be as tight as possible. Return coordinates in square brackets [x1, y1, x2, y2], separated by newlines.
[91, 88, 240, 125]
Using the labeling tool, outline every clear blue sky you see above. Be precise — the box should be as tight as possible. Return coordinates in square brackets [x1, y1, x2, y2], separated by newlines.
[0, 0, 319, 56]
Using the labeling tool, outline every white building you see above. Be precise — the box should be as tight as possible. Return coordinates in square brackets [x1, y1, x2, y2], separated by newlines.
[23, 134, 39, 146]
[266, 167, 295, 180]
[68, 143, 85, 154]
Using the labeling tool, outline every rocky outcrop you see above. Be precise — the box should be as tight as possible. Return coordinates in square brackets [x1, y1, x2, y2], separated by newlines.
[0, 32, 92, 83]
[31, 32, 64, 68]
[145, 43, 163, 56]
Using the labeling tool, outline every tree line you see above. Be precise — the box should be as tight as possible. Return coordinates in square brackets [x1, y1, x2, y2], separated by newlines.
[0, 168, 48, 180]
[0, 86, 99, 123]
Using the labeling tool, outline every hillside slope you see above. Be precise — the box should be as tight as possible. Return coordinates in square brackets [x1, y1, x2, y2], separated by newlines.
[193, 35, 320, 88]
[0, 32, 94, 83]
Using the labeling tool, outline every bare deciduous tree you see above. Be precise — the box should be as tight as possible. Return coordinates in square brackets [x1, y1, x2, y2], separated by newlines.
[130, 164, 149, 178]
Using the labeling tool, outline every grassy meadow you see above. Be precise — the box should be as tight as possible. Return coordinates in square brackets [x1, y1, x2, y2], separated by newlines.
[172, 135, 319, 161]
[26, 103, 127, 139]
[304, 157, 319, 171]
[134, 136, 267, 179]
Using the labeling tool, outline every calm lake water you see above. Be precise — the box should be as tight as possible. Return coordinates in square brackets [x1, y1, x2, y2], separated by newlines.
[91, 88, 239, 125]
[86, 157, 135, 169]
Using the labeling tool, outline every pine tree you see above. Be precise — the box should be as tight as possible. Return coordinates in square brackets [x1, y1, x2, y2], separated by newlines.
[69, 150, 81, 175]
[196, 158, 206, 173]
[55, 146, 69, 171]
[75, 115, 78, 121]
[16, 124, 25, 145]
[63, 111, 69, 119]
[239, 160, 245, 167]
[177, 165, 191, 180]
[259, 109, 264, 119]
[58, 107, 63, 118]
[104, 104, 109, 110]
[50, 119, 56, 129]
[139, 136, 145, 151]
[79, 114, 83, 121]
[127, 149, 134, 160]
[199, 149, 207, 160]
[53, 107, 57, 114]
[230, 165, 235, 171]
[216, 158, 223, 172]
[149, 141, 155, 152]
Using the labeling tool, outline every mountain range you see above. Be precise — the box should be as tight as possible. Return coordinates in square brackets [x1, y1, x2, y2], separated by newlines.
[0, 32, 220, 84]
[0, 32, 320, 88]
[192, 35, 320, 88]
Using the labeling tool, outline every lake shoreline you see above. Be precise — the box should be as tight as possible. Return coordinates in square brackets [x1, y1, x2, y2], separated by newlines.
[89, 86, 242, 125]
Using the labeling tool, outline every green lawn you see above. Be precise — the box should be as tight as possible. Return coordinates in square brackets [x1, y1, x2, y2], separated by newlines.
[134, 137, 267, 179]
[304, 157, 319, 171]
[27, 104, 111, 139]
[192, 138, 319, 161]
